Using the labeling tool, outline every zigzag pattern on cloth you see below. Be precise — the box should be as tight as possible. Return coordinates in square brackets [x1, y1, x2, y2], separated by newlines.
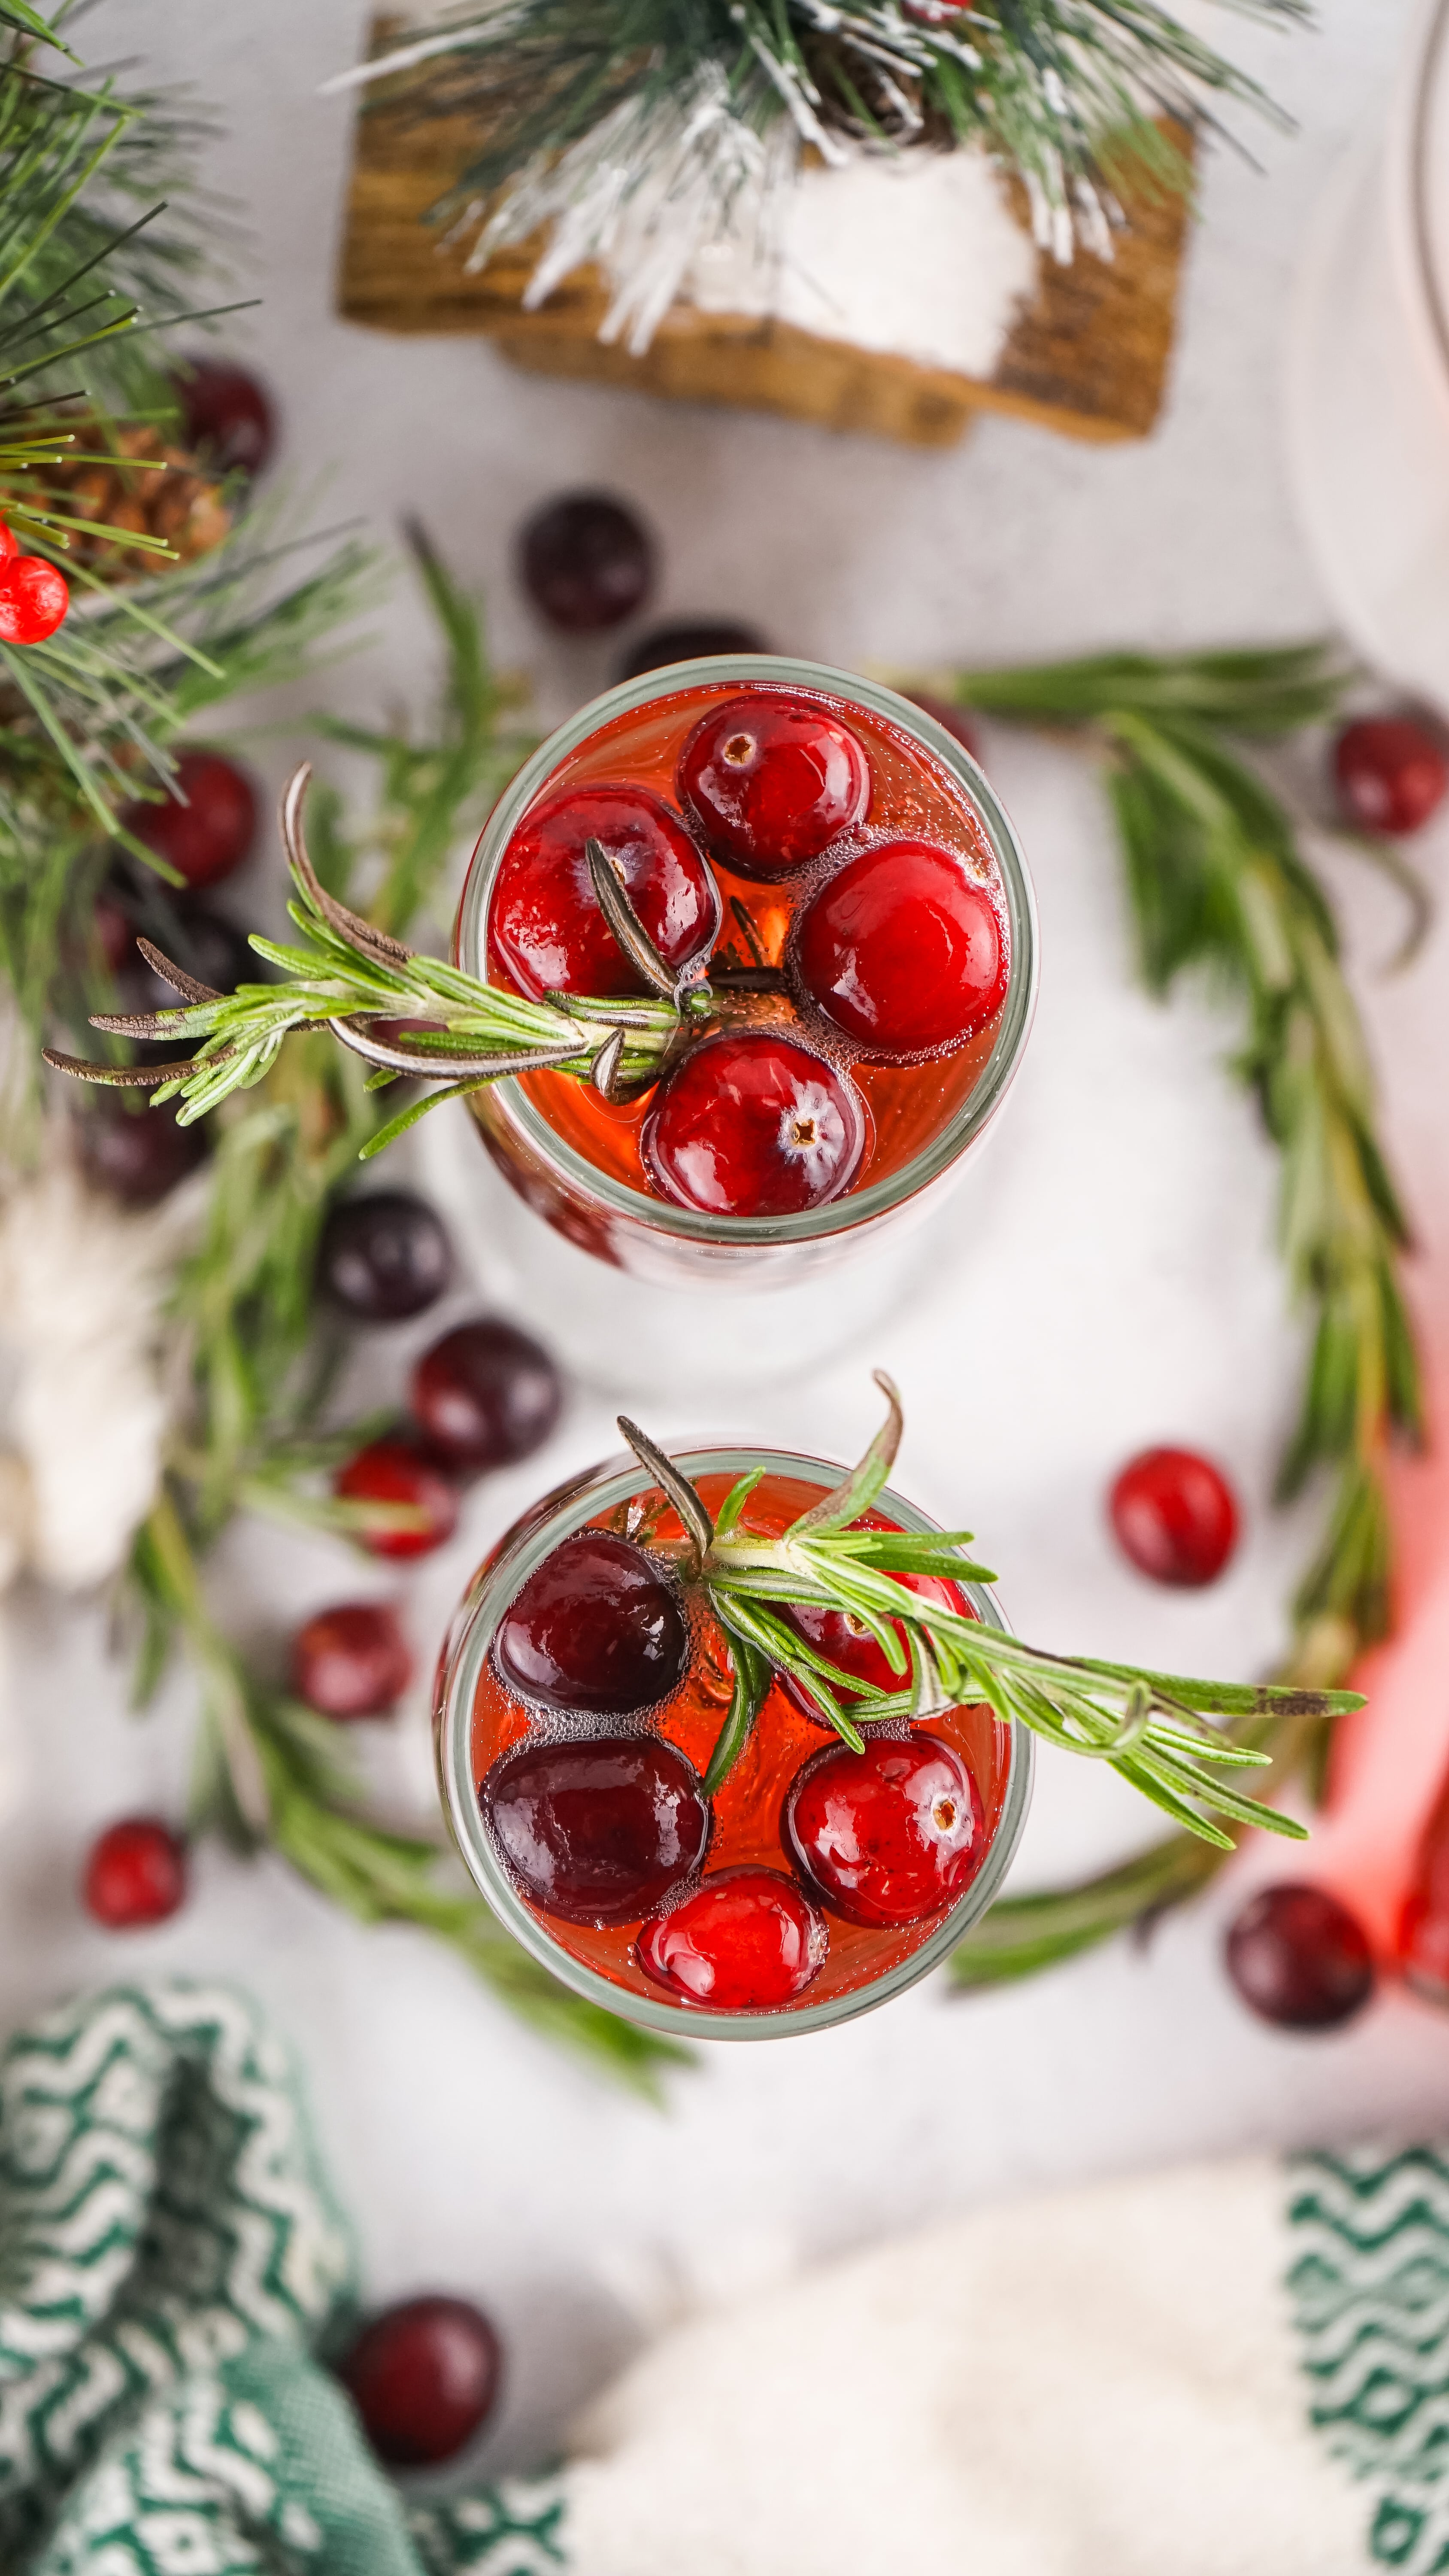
[1287, 2145, 1449, 2575]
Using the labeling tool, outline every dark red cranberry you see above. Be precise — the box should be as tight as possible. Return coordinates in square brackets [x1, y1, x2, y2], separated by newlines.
[410, 1319, 561, 1475]
[338, 2296, 501, 2467]
[638, 1868, 825, 2009]
[518, 492, 654, 632]
[784, 1734, 985, 1928]
[677, 691, 870, 878]
[83, 1817, 188, 1927]
[74, 1097, 209, 1206]
[779, 1565, 971, 1717]
[615, 620, 770, 682]
[905, 691, 983, 762]
[1109, 1447, 1239, 1588]
[291, 1601, 412, 1719]
[173, 360, 275, 477]
[334, 1436, 459, 1561]
[483, 1735, 709, 1925]
[491, 784, 720, 1003]
[495, 1531, 689, 1715]
[318, 1191, 452, 1322]
[1224, 1883, 1375, 2030]
[1333, 716, 1447, 835]
[643, 1031, 865, 1218]
[794, 839, 1007, 1059]
[119, 751, 257, 891]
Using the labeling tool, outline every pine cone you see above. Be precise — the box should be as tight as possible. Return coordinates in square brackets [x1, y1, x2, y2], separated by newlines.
[25, 419, 230, 580]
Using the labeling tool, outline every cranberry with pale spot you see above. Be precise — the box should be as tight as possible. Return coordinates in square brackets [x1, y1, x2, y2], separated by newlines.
[677, 690, 870, 878]
[642, 1030, 865, 1218]
[338, 2296, 502, 2467]
[494, 1530, 688, 1715]
[1333, 716, 1447, 836]
[291, 1601, 412, 1719]
[334, 1436, 459, 1561]
[83, 1818, 188, 1928]
[483, 1734, 709, 1924]
[639, 1868, 825, 2009]
[794, 838, 1008, 1058]
[1109, 1446, 1239, 1588]
[785, 1733, 985, 1927]
[491, 783, 720, 1002]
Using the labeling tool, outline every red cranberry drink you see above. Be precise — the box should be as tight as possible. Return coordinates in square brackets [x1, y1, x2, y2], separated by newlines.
[436, 1378, 1350, 2040]
[453, 656, 1037, 1285]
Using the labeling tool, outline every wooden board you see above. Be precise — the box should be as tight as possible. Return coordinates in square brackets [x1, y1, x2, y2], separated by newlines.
[336, 33, 1194, 451]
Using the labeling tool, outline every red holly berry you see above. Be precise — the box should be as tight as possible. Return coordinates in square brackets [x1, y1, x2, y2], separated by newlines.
[483, 1735, 710, 1924]
[615, 619, 770, 683]
[410, 1319, 562, 1476]
[1224, 1884, 1375, 2030]
[518, 492, 654, 632]
[904, 691, 983, 763]
[334, 1436, 459, 1560]
[119, 750, 257, 890]
[638, 1868, 826, 2009]
[491, 784, 720, 1003]
[318, 1191, 453, 1323]
[291, 1601, 412, 1719]
[74, 1097, 209, 1206]
[1109, 1446, 1239, 1588]
[642, 1031, 866, 1218]
[0, 549, 69, 644]
[83, 1817, 188, 1928]
[794, 839, 1008, 1058]
[784, 1734, 985, 1928]
[494, 1531, 689, 1715]
[174, 360, 276, 477]
[1333, 716, 1448, 836]
[677, 691, 871, 878]
[338, 2296, 502, 2467]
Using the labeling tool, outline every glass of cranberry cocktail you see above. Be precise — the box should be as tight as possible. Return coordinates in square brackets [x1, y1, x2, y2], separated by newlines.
[452, 656, 1037, 1287]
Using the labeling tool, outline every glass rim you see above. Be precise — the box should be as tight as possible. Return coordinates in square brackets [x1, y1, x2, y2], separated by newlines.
[454, 654, 1040, 1247]
[1410, 0, 1449, 389]
[436, 1443, 1035, 2043]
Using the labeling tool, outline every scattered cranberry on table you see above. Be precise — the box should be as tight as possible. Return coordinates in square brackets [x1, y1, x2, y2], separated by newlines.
[1223, 1883, 1375, 2031]
[785, 1734, 985, 1928]
[338, 2295, 502, 2468]
[643, 1029, 866, 1217]
[1108, 1446, 1239, 1588]
[0, 525, 69, 644]
[410, 1318, 561, 1476]
[1333, 715, 1448, 836]
[490, 783, 720, 1002]
[639, 1868, 826, 2009]
[334, 1436, 459, 1561]
[317, 1190, 453, 1323]
[119, 750, 257, 891]
[484, 1734, 711, 1924]
[291, 1601, 412, 1720]
[677, 691, 870, 877]
[794, 838, 1008, 1057]
[83, 1818, 188, 1928]
[75, 1097, 209, 1206]
[517, 492, 654, 632]
[615, 619, 770, 682]
[494, 1531, 689, 1715]
[173, 359, 276, 478]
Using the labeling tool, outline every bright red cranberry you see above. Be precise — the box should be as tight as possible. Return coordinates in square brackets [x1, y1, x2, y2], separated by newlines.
[0, 552, 68, 644]
[291, 1601, 412, 1719]
[484, 1734, 710, 1924]
[1398, 1756, 1449, 2000]
[338, 2296, 501, 2467]
[905, 692, 983, 762]
[794, 839, 1007, 1059]
[615, 620, 769, 682]
[334, 1436, 459, 1561]
[1109, 1446, 1239, 1587]
[677, 691, 870, 878]
[119, 751, 257, 891]
[410, 1319, 561, 1476]
[491, 784, 719, 1003]
[495, 1531, 689, 1715]
[643, 1031, 865, 1218]
[785, 1734, 985, 1928]
[639, 1868, 826, 2009]
[1225, 1884, 1375, 2030]
[74, 1098, 209, 1205]
[518, 492, 654, 632]
[1333, 716, 1447, 835]
[318, 1191, 452, 1322]
[83, 1818, 188, 1928]
[174, 360, 276, 477]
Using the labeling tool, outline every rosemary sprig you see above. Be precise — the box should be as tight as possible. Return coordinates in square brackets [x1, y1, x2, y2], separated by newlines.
[618, 1374, 1361, 1855]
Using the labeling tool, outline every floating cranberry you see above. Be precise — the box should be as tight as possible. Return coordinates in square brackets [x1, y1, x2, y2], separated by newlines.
[1109, 1446, 1239, 1588]
[494, 1531, 689, 1715]
[318, 1191, 453, 1323]
[291, 1601, 412, 1719]
[518, 492, 654, 632]
[410, 1319, 561, 1476]
[74, 1097, 209, 1206]
[639, 1868, 826, 2009]
[643, 1030, 865, 1218]
[615, 620, 769, 682]
[338, 2296, 501, 2467]
[0, 549, 68, 644]
[677, 691, 870, 878]
[1224, 1883, 1375, 2031]
[779, 1565, 970, 1716]
[794, 839, 1007, 1059]
[119, 750, 257, 890]
[1333, 716, 1447, 836]
[905, 691, 983, 762]
[174, 359, 275, 477]
[785, 1734, 985, 1928]
[83, 1817, 188, 1928]
[491, 784, 720, 1003]
[334, 1436, 459, 1561]
[484, 1735, 710, 1924]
